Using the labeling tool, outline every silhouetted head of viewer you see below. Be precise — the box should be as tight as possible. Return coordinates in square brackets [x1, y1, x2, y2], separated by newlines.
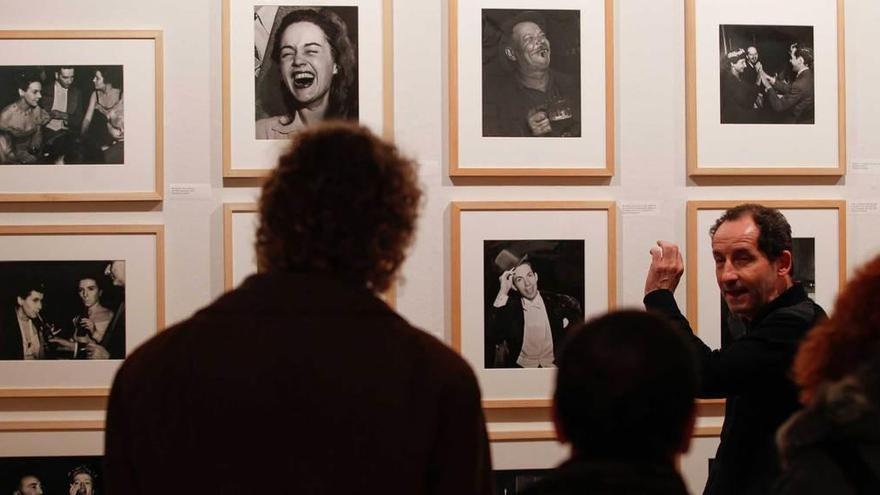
[270, 8, 357, 123]
[553, 310, 698, 462]
[255, 121, 421, 292]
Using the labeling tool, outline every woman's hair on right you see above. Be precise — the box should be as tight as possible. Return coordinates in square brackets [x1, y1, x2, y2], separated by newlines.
[793, 254, 880, 405]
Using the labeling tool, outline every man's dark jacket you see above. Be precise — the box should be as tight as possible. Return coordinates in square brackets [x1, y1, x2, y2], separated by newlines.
[645, 284, 825, 495]
[520, 458, 690, 495]
[0, 307, 25, 360]
[767, 69, 815, 124]
[487, 290, 583, 368]
[105, 272, 493, 495]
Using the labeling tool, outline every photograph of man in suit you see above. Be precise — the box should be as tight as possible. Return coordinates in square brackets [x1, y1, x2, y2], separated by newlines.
[760, 44, 814, 124]
[487, 254, 583, 368]
[41, 67, 84, 136]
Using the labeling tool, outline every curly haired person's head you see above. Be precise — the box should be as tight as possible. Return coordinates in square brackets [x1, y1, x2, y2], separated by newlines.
[255, 121, 421, 292]
[793, 254, 880, 405]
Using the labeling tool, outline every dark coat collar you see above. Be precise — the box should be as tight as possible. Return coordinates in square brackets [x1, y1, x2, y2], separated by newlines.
[748, 283, 808, 328]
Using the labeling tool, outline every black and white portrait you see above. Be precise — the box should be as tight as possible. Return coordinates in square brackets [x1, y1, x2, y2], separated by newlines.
[1, 456, 102, 495]
[483, 240, 584, 369]
[0, 260, 126, 361]
[720, 237, 815, 347]
[254, 5, 359, 139]
[0, 65, 124, 165]
[719, 24, 814, 124]
[494, 468, 549, 495]
[481, 9, 581, 138]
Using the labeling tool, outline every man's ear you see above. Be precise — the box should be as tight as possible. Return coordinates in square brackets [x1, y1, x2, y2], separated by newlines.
[16, 296, 23, 308]
[504, 46, 516, 62]
[775, 250, 793, 277]
[332, 63, 338, 75]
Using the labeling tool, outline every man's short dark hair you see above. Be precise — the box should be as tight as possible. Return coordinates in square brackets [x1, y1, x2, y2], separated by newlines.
[68, 463, 97, 482]
[15, 279, 45, 301]
[554, 310, 698, 461]
[709, 203, 792, 261]
[256, 122, 421, 292]
[794, 45, 814, 68]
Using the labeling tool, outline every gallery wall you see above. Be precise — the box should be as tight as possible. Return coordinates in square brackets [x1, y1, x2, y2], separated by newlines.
[2, 0, 880, 489]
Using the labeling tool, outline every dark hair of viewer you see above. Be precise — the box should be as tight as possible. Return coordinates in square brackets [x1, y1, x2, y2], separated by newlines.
[793, 255, 880, 405]
[709, 203, 792, 261]
[255, 122, 421, 292]
[554, 310, 698, 461]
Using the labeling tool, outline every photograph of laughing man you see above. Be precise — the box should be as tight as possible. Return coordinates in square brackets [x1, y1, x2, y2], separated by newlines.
[482, 9, 581, 137]
[254, 6, 359, 139]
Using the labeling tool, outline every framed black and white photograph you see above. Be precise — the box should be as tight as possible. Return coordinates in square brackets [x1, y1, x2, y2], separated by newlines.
[0, 31, 163, 201]
[449, 1, 613, 177]
[223, 0, 392, 177]
[686, 200, 845, 350]
[686, 0, 845, 176]
[482, 239, 585, 369]
[0, 455, 103, 495]
[0, 260, 126, 361]
[451, 201, 615, 407]
[0, 225, 163, 397]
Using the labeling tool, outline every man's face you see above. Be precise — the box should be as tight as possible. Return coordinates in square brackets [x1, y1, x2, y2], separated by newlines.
[790, 52, 804, 72]
[79, 278, 101, 308]
[508, 21, 551, 73]
[18, 475, 43, 495]
[512, 263, 539, 301]
[19, 82, 42, 108]
[57, 68, 75, 89]
[70, 473, 94, 495]
[730, 58, 746, 75]
[16, 290, 44, 320]
[105, 261, 125, 287]
[278, 21, 338, 107]
[712, 216, 787, 319]
[746, 47, 759, 64]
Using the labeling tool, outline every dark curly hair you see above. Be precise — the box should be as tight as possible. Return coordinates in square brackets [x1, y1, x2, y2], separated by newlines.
[270, 8, 357, 119]
[256, 121, 421, 292]
[793, 255, 880, 405]
[709, 203, 792, 261]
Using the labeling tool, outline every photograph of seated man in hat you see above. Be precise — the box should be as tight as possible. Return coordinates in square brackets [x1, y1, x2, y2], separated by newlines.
[481, 9, 581, 138]
[483, 240, 584, 369]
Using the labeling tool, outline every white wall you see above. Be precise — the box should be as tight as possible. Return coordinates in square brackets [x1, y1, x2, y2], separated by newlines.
[2, 0, 880, 488]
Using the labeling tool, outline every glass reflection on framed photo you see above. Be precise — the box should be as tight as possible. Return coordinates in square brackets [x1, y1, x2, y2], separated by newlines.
[223, 0, 392, 177]
[0, 31, 163, 201]
[451, 201, 616, 407]
[0, 225, 163, 397]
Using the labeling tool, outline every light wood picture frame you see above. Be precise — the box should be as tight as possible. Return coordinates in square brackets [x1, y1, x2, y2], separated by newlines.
[449, 0, 614, 178]
[0, 225, 164, 398]
[686, 200, 846, 346]
[0, 30, 164, 201]
[451, 201, 616, 408]
[685, 0, 846, 176]
[222, 202, 396, 306]
[222, 0, 394, 178]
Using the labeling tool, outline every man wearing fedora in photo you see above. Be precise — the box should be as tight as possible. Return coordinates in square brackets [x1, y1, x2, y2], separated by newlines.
[487, 249, 583, 368]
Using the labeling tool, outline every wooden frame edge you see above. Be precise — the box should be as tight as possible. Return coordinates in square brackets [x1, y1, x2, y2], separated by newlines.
[222, 0, 233, 178]
[448, 0, 460, 176]
[604, 0, 616, 177]
[836, 0, 847, 175]
[0, 420, 105, 432]
[489, 429, 556, 442]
